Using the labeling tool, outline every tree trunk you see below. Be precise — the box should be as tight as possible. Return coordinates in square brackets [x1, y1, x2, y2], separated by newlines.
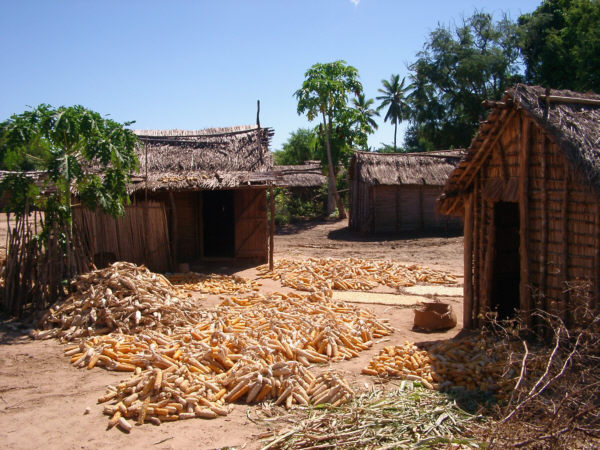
[323, 114, 346, 219]
[393, 121, 397, 151]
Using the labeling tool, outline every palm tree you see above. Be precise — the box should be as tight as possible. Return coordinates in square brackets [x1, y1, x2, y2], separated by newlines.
[376, 74, 410, 150]
[351, 94, 379, 149]
[352, 94, 379, 131]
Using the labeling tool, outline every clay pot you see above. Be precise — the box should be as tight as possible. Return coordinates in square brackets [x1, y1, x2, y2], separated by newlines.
[413, 302, 457, 331]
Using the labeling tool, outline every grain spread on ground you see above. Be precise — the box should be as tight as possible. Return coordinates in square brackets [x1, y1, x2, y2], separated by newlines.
[257, 257, 458, 292]
[37, 263, 394, 432]
[166, 272, 261, 295]
[362, 339, 512, 399]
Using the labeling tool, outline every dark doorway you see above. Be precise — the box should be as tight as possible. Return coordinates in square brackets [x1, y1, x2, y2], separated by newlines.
[203, 190, 235, 258]
[491, 202, 520, 319]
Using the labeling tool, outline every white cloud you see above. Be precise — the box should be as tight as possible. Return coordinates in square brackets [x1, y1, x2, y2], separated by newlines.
[350, 0, 360, 5]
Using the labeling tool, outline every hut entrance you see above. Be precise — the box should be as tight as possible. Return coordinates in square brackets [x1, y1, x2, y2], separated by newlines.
[491, 202, 520, 319]
[203, 190, 235, 258]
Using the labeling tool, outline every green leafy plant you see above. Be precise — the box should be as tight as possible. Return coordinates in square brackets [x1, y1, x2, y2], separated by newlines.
[0, 104, 139, 315]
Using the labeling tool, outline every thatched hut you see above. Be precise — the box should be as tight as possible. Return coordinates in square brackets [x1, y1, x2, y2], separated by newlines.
[273, 161, 326, 189]
[349, 151, 464, 233]
[438, 85, 600, 328]
[272, 161, 326, 208]
[75, 125, 276, 272]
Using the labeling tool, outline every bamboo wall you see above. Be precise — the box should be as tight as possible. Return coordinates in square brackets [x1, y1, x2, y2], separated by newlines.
[464, 111, 599, 328]
[350, 183, 462, 234]
[73, 202, 171, 273]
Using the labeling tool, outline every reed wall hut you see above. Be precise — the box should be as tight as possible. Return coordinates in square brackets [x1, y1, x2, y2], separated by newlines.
[438, 85, 600, 329]
[349, 151, 464, 234]
[75, 125, 276, 272]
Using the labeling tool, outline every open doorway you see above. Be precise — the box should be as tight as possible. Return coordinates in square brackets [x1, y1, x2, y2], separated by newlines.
[491, 202, 520, 319]
[203, 190, 235, 258]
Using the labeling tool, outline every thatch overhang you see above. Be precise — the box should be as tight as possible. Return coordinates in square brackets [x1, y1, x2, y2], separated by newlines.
[438, 85, 600, 216]
[349, 150, 465, 187]
[132, 125, 277, 192]
[273, 162, 326, 188]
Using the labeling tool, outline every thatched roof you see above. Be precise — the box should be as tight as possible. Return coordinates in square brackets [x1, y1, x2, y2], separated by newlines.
[350, 150, 465, 186]
[132, 125, 275, 192]
[273, 162, 326, 188]
[438, 85, 600, 215]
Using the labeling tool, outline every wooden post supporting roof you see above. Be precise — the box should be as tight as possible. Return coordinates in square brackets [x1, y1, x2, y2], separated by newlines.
[561, 175, 570, 325]
[269, 185, 275, 271]
[519, 115, 532, 326]
[540, 134, 549, 314]
[463, 194, 474, 328]
[169, 191, 178, 270]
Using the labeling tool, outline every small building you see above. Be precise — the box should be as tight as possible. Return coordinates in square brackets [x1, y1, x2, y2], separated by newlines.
[75, 125, 276, 272]
[273, 161, 326, 191]
[349, 150, 464, 234]
[438, 85, 600, 328]
[273, 161, 326, 206]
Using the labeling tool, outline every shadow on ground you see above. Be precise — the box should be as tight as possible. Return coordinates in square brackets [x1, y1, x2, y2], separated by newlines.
[275, 218, 333, 235]
[328, 226, 463, 243]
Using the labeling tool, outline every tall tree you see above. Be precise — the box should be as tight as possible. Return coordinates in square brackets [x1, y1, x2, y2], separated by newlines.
[295, 61, 362, 218]
[376, 75, 410, 150]
[519, 0, 600, 92]
[405, 12, 522, 151]
[273, 128, 318, 165]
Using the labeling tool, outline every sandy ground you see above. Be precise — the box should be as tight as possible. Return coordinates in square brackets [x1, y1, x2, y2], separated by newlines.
[0, 219, 465, 450]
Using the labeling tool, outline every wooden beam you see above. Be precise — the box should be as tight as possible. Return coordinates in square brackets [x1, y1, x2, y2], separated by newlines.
[269, 185, 275, 271]
[497, 141, 509, 181]
[594, 200, 600, 312]
[483, 205, 495, 315]
[463, 194, 474, 329]
[540, 134, 548, 314]
[169, 191, 178, 269]
[561, 174, 570, 325]
[419, 186, 424, 230]
[478, 174, 486, 318]
[455, 109, 514, 188]
[519, 115, 532, 326]
[538, 94, 600, 107]
[472, 176, 481, 328]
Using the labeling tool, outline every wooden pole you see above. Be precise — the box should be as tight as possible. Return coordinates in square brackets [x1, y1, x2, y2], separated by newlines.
[269, 185, 275, 271]
[472, 177, 481, 328]
[169, 191, 178, 270]
[594, 200, 600, 312]
[561, 174, 570, 325]
[483, 206, 495, 314]
[540, 134, 548, 313]
[519, 115, 532, 326]
[478, 174, 486, 315]
[143, 142, 149, 265]
[463, 194, 474, 329]
[419, 186, 424, 231]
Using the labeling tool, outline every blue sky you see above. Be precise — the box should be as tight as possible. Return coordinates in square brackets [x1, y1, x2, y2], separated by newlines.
[1, 0, 542, 151]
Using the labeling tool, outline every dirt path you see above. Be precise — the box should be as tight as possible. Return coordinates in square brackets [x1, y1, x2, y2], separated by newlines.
[0, 219, 465, 450]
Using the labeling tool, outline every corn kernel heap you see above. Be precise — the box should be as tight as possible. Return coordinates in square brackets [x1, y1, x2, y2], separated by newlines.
[55, 268, 393, 432]
[258, 257, 458, 292]
[362, 339, 512, 398]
